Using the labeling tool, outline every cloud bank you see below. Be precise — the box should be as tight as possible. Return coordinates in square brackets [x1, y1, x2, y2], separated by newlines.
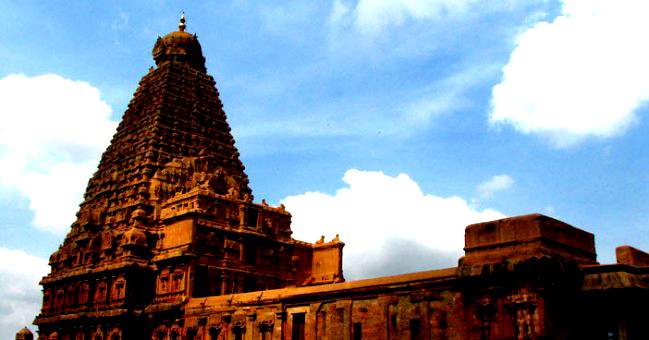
[0, 74, 117, 233]
[282, 169, 505, 280]
[490, 0, 649, 147]
[0, 247, 48, 339]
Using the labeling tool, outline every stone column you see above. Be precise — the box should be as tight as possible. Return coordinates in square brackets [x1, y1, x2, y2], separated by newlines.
[245, 313, 256, 340]
[219, 273, 228, 296]
[238, 205, 245, 228]
[273, 311, 285, 340]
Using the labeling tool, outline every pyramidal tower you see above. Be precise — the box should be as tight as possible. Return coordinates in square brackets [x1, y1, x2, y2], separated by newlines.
[34, 16, 344, 339]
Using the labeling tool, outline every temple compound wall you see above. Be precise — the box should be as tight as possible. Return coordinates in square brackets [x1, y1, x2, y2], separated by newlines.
[28, 17, 649, 340]
[176, 214, 649, 340]
[33, 212, 649, 339]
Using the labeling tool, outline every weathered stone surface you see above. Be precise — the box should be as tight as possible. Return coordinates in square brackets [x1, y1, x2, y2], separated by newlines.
[616, 245, 649, 267]
[31, 18, 649, 340]
[462, 213, 597, 267]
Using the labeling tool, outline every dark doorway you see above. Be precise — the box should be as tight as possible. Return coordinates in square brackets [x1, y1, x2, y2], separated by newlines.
[353, 322, 362, 340]
[410, 319, 421, 340]
[292, 313, 306, 340]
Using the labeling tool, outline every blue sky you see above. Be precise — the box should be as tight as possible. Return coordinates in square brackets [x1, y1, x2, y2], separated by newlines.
[1, 0, 649, 336]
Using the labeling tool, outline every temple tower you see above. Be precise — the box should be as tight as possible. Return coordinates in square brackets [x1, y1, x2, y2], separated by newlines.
[34, 16, 343, 340]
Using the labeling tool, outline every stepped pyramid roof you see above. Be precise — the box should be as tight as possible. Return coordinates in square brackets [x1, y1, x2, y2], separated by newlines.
[74, 16, 252, 236]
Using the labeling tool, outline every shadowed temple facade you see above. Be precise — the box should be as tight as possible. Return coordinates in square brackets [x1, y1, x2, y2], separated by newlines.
[30, 17, 649, 340]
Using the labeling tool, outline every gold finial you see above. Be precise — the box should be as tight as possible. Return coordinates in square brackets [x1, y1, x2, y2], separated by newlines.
[179, 12, 186, 32]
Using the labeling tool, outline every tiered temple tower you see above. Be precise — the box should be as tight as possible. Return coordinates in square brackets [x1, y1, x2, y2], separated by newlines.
[34, 16, 343, 340]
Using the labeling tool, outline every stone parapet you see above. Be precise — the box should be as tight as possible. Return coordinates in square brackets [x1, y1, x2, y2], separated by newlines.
[616, 245, 649, 267]
[461, 213, 597, 268]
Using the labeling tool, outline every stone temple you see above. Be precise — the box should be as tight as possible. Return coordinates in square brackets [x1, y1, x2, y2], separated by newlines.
[29, 17, 649, 340]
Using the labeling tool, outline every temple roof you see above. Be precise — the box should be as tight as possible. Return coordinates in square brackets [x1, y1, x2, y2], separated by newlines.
[152, 15, 206, 72]
[17, 327, 33, 335]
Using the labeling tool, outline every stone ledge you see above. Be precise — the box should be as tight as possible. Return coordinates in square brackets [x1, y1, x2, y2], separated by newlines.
[616, 245, 649, 267]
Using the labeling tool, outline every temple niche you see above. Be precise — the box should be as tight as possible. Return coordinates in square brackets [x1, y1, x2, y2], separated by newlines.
[29, 16, 649, 340]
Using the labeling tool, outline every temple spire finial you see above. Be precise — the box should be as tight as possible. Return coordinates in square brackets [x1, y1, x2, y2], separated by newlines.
[179, 11, 186, 32]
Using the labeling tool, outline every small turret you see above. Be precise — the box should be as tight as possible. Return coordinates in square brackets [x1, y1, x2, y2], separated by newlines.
[15, 327, 33, 340]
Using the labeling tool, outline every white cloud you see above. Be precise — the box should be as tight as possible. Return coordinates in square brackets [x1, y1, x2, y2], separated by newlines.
[329, 0, 350, 24]
[234, 63, 497, 141]
[111, 11, 129, 31]
[0, 74, 117, 233]
[477, 174, 514, 199]
[490, 0, 649, 147]
[403, 63, 501, 125]
[0, 247, 48, 339]
[543, 206, 556, 215]
[352, 0, 478, 34]
[282, 169, 505, 279]
[328, 0, 529, 36]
